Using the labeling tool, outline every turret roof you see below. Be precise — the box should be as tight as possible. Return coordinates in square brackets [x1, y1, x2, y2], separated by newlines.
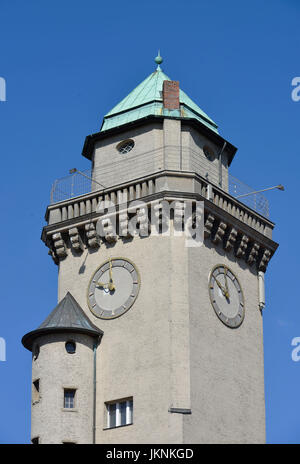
[100, 58, 218, 134]
[22, 292, 102, 351]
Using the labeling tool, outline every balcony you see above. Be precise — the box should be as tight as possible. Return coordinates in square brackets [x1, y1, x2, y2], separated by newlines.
[42, 142, 279, 274]
[50, 169, 269, 218]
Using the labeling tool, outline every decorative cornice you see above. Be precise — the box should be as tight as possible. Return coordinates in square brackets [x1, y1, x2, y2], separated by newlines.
[43, 193, 278, 273]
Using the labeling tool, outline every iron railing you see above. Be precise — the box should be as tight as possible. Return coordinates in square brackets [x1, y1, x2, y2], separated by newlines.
[50, 169, 93, 204]
[228, 175, 269, 218]
[50, 167, 270, 218]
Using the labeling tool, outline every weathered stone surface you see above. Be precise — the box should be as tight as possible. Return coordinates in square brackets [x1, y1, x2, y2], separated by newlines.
[204, 214, 215, 239]
[236, 234, 249, 259]
[212, 221, 227, 245]
[69, 227, 84, 252]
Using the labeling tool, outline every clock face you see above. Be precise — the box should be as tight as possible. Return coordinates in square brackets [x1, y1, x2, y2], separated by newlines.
[87, 258, 140, 320]
[208, 265, 245, 328]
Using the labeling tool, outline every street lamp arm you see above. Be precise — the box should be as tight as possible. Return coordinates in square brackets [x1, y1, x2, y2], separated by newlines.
[235, 184, 284, 199]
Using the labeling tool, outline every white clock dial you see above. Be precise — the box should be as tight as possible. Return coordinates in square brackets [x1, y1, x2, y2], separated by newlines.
[88, 258, 140, 320]
[209, 265, 245, 328]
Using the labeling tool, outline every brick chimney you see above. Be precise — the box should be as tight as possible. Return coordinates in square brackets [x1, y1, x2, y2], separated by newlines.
[163, 80, 180, 110]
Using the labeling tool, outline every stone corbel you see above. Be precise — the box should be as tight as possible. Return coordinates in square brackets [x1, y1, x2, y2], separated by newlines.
[258, 249, 272, 272]
[224, 227, 238, 251]
[119, 211, 132, 239]
[204, 214, 215, 239]
[247, 242, 260, 265]
[102, 217, 117, 243]
[236, 234, 249, 258]
[69, 227, 84, 252]
[85, 223, 100, 248]
[95, 215, 117, 243]
[212, 221, 227, 245]
[52, 232, 67, 259]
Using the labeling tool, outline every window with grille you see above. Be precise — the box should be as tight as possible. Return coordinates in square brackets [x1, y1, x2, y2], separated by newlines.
[64, 389, 76, 409]
[117, 139, 135, 154]
[106, 398, 133, 428]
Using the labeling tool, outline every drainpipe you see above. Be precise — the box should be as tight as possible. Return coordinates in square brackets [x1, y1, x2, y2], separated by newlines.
[218, 141, 227, 189]
[92, 337, 100, 444]
[258, 271, 265, 311]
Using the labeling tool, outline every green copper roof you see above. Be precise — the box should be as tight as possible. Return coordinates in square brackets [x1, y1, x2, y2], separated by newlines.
[100, 63, 218, 134]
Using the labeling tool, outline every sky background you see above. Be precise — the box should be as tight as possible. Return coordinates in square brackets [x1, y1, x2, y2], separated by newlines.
[0, 0, 299, 444]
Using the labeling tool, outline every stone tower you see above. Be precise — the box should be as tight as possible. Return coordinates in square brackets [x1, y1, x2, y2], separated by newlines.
[22, 55, 278, 444]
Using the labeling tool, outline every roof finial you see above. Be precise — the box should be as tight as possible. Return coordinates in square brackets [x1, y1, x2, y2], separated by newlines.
[155, 50, 163, 70]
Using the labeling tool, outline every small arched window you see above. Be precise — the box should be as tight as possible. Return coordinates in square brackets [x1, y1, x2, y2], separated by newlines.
[117, 139, 135, 154]
[65, 341, 76, 354]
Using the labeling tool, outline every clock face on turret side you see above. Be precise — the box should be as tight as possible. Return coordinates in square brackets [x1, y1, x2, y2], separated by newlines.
[208, 265, 245, 328]
[87, 258, 140, 320]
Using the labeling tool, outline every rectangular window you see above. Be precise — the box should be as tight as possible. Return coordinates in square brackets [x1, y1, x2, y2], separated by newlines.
[120, 401, 127, 426]
[106, 398, 133, 429]
[108, 402, 116, 428]
[64, 389, 76, 409]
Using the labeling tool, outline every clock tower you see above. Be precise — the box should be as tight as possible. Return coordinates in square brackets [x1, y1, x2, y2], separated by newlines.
[22, 54, 278, 444]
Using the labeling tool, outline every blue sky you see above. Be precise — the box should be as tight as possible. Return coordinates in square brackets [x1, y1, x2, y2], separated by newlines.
[0, 0, 299, 443]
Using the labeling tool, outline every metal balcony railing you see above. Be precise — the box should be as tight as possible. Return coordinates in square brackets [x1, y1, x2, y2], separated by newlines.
[50, 164, 269, 218]
[50, 169, 93, 205]
[228, 175, 269, 218]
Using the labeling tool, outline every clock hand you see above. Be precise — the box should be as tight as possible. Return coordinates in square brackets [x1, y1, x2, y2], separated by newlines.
[97, 281, 109, 289]
[108, 258, 115, 291]
[224, 267, 230, 299]
[96, 259, 116, 290]
[215, 278, 227, 297]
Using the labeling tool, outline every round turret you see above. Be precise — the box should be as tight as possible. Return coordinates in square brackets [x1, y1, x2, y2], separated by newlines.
[22, 292, 103, 444]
